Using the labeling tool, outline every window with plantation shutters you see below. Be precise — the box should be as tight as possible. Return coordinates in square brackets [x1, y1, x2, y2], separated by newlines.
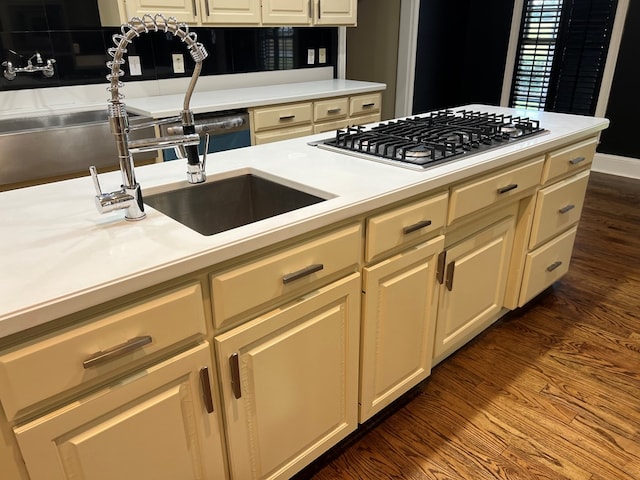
[510, 0, 618, 115]
[511, 0, 563, 111]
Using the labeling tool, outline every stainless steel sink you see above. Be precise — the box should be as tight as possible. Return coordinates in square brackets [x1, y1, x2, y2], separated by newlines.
[144, 174, 327, 236]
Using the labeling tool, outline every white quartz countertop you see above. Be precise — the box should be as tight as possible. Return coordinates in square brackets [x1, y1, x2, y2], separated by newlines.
[126, 79, 387, 118]
[0, 105, 609, 339]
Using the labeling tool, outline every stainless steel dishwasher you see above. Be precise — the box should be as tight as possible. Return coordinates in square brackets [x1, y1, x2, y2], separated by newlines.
[159, 109, 250, 161]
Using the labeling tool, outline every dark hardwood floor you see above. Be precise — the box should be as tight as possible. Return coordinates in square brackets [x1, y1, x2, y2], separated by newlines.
[308, 172, 640, 480]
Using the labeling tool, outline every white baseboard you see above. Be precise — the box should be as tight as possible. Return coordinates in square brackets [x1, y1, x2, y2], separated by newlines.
[592, 153, 640, 179]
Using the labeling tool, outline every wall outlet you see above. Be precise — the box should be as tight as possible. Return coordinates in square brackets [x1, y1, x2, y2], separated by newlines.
[318, 47, 327, 64]
[172, 53, 185, 74]
[307, 48, 315, 65]
[128, 55, 142, 76]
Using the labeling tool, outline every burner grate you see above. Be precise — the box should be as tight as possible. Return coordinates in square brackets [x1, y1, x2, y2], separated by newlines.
[321, 109, 546, 170]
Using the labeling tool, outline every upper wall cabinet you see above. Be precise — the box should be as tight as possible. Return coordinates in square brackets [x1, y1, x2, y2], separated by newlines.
[99, 0, 356, 26]
[200, 0, 262, 25]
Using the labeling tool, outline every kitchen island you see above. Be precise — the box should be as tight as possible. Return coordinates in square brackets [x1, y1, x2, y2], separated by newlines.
[0, 105, 608, 480]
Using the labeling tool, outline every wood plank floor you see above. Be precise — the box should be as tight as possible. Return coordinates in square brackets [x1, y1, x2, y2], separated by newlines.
[303, 172, 640, 480]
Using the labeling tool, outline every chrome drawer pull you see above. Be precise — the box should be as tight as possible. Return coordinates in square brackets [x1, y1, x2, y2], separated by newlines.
[362, 102, 375, 108]
[569, 156, 586, 165]
[282, 264, 324, 284]
[547, 261, 563, 272]
[279, 115, 296, 120]
[559, 204, 576, 214]
[327, 108, 342, 114]
[497, 183, 518, 194]
[230, 353, 242, 399]
[83, 335, 152, 369]
[403, 219, 432, 235]
[205, 0, 210, 16]
[200, 367, 215, 413]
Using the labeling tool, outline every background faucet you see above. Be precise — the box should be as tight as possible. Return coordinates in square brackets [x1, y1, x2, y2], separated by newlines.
[2, 50, 56, 80]
[90, 14, 209, 221]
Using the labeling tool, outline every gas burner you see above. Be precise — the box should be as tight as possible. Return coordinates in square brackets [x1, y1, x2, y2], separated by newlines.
[314, 109, 547, 171]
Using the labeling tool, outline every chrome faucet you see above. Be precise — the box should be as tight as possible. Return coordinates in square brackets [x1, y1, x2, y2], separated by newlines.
[90, 14, 209, 221]
[2, 51, 56, 80]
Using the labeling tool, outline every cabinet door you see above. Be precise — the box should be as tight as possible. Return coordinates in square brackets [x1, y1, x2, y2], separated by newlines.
[123, 0, 198, 23]
[200, 0, 261, 24]
[360, 235, 444, 422]
[314, 0, 357, 25]
[261, 0, 312, 25]
[215, 274, 360, 480]
[14, 343, 226, 480]
[434, 215, 516, 364]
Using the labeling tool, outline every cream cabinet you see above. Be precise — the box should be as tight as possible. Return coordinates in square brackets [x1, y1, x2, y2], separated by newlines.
[517, 137, 597, 306]
[98, 0, 197, 25]
[99, 0, 356, 26]
[433, 213, 516, 363]
[262, 0, 356, 25]
[14, 343, 226, 480]
[215, 273, 360, 479]
[1, 282, 227, 480]
[359, 192, 447, 422]
[251, 92, 382, 145]
[200, 0, 262, 24]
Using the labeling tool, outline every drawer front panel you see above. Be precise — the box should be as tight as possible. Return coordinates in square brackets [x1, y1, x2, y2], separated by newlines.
[254, 125, 314, 145]
[520, 226, 578, 306]
[448, 157, 544, 224]
[365, 192, 448, 262]
[529, 170, 590, 249]
[0, 283, 206, 420]
[314, 118, 350, 135]
[211, 224, 362, 327]
[349, 93, 381, 116]
[349, 112, 381, 127]
[252, 102, 313, 132]
[542, 137, 597, 184]
[314, 97, 349, 122]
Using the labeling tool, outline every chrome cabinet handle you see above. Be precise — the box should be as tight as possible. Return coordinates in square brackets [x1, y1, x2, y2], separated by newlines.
[205, 0, 210, 16]
[569, 156, 586, 165]
[403, 219, 432, 235]
[445, 261, 455, 291]
[192, 0, 197, 15]
[497, 183, 518, 194]
[547, 261, 563, 272]
[83, 335, 152, 369]
[282, 264, 324, 284]
[200, 367, 214, 413]
[558, 204, 576, 214]
[327, 108, 342, 114]
[279, 114, 296, 120]
[230, 353, 242, 399]
[362, 102, 375, 108]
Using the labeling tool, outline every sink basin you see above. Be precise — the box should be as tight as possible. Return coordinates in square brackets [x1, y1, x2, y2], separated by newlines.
[144, 174, 327, 236]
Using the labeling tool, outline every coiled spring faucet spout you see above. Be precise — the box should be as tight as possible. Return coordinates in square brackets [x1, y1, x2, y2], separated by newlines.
[90, 14, 209, 221]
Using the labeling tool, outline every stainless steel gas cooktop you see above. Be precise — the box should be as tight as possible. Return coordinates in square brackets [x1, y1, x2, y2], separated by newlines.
[311, 109, 548, 171]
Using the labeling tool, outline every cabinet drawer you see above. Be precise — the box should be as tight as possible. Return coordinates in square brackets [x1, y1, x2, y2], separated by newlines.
[252, 102, 313, 132]
[0, 283, 206, 420]
[254, 125, 314, 145]
[529, 170, 590, 249]
[350, 93, 381, 116]
[349, 112, 381, 127]
[542, 137, 597, 184]
[314, 118, 350, 135]
[365, 192, 448, 262]
[314, 97, 349, 122]
[448, 156, 544, 224]
[211, 224, 362, 328]
[519, 226, 578, 306]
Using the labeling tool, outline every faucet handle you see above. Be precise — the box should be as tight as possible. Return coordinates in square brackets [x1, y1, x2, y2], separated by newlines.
[201, 133, 210, 171]
[89, 166, 104, 196]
